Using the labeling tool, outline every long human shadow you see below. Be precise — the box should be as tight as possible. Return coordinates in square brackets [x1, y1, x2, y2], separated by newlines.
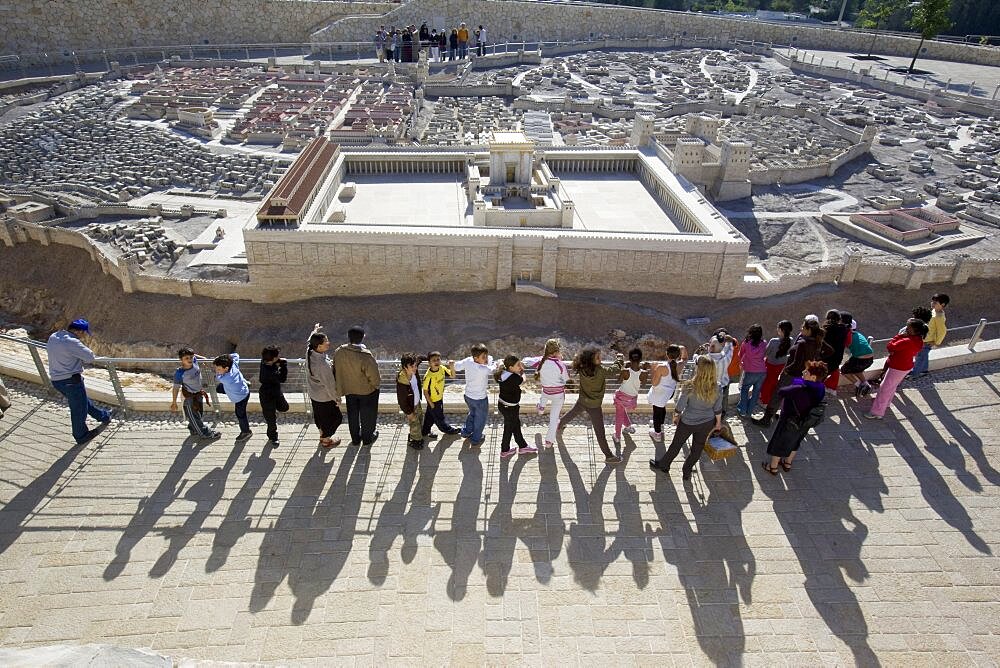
[645, 436, 755, 664]
[148, 440, 246, 578]
[874, 392, 992, 555]
[745, 407, 883, 667]
[432, 443, 484, 601]
[104, 435, 207, 580]
[479, 437, 566, 596]
[906, 378, 1000, 492]
[249, 447, 336, 615]
[556, 435, 650, 591]
[0, 431, 88, 556]
[367, 443, 421, 585]
[404, 435, 459, 564]
[367, 434, 458, 585]
[287, 444, 371, 625]
[207, 444, 276, 573]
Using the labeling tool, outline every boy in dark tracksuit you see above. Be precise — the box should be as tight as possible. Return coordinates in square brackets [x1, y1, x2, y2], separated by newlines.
[396, 352, 425, 450]
[258, 346, 288, 446]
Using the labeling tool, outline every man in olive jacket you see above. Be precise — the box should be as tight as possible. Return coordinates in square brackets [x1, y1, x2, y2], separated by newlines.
[333, 326, 381, 445]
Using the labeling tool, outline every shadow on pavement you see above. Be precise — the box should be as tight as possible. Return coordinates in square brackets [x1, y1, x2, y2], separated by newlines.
[103, 435, 207, 580]
[746, 401, 884, 667]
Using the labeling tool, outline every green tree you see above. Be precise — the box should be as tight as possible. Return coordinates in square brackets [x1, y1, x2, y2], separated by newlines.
[856, 0, 908, 56]
[907, 0, 953, 72]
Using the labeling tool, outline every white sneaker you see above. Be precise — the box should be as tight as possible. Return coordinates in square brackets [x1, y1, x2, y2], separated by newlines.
[536, 403, 545, 415]
[648, 428, 663, 441]
[625, 425, 636, 434]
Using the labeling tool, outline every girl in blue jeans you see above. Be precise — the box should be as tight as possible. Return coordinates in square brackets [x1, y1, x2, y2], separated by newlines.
[736, 324, 768, 417]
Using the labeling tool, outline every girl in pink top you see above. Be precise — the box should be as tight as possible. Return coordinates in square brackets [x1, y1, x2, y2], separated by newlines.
[523, 338, 569, 448]
[736, 324, 768, 417]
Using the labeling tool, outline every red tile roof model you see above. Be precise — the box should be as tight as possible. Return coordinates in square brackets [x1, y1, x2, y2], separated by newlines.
[255, 137, 340, 227]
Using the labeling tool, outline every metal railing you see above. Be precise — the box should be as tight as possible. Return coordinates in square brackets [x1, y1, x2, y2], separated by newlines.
[868, 319, 999, 357]
[2, 316, 996, 416]
[0, 332, 685, 417]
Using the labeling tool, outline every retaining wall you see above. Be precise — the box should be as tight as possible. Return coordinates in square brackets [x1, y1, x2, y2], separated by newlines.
[312, 0, 1000, 66]
[0, 0, 395, 55]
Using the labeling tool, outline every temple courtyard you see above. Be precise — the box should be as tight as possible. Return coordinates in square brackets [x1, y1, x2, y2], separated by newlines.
[0, 361, 999, 665]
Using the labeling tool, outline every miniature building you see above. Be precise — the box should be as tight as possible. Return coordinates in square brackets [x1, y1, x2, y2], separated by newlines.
[849, 208, 961, 243]
[8, 200, 54, 223]
[662, 115, 751, 202]
[255, 137, 340, 227]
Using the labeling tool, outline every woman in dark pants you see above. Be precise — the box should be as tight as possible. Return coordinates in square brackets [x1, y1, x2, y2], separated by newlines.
[763, 360, 828, 474]
[649, 356, 723, 481]
[306, 325, 343, 449]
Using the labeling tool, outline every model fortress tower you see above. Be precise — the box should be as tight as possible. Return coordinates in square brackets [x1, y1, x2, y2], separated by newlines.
[667, 115, 752, 202]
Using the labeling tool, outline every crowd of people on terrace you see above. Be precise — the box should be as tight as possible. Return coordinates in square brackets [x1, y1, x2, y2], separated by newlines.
[373, 21, 488, 64]
[8, 291, 951, 483]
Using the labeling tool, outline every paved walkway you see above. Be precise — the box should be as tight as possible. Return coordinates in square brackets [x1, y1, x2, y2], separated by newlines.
[0, 363, 999, 665]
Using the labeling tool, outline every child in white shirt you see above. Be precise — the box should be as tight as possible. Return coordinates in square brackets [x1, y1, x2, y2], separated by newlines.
[452, 343, 494, 446]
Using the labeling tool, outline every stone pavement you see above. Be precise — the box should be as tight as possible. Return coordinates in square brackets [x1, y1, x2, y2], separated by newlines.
[0, 362, 999, 666]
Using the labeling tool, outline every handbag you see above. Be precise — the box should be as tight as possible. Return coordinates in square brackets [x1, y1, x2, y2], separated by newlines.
[788, 400, 826, 432]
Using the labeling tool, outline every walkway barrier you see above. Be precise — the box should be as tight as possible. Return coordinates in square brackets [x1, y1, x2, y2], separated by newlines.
[0, 333, 689, 417]
[2, 319, 997, 418]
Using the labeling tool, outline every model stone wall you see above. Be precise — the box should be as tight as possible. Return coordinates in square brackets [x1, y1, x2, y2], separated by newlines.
[242, 229, 749, 300]
[313, 0, 999, 67]
[0, 0, 394, 55]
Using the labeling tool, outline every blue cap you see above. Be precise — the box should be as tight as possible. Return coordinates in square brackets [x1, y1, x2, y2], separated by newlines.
[69, 318, 90, 333]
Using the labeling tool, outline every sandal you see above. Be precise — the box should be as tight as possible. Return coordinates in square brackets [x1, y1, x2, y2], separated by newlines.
[761, 461, 779, 476]
[780, 460, 792, 472]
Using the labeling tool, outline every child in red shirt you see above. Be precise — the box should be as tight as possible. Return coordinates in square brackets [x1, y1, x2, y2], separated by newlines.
[865, 318, 928, 419]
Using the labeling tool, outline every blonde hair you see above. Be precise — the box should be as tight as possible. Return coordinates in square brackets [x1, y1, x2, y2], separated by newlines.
[536, 338, 562, 373]
[684, 356, 718, 403]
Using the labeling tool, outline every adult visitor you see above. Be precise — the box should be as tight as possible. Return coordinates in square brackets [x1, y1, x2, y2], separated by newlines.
[753, 315, 832, 427]
[47, 319, 112, 445]
[648, 356, 722, 481]
[760, 320, 793, 406]
[307, 325, 343, 449]
[333, 325, 381, 446]
[762, 360, 828, 475]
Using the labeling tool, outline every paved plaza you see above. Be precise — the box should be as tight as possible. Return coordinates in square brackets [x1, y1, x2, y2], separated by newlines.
[0, 362, 999, 665]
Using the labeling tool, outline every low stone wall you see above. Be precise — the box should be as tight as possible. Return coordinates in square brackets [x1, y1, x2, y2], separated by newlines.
[732, 252, 1000, 299]
[0, 0, 395, 56]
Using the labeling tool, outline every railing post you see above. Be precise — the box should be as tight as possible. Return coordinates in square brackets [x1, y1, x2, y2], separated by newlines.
[28, 345, 53, 391]
[105, 361, 128, 416]
[300, 360, 312, 417]
[968, 318, 988, 352]
[207, 380, 222, 419]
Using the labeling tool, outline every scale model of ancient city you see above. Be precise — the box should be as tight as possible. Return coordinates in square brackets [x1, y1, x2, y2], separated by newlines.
[2, 3, 1000, 304]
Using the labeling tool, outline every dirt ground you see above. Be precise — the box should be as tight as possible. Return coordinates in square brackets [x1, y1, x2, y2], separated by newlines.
[1, 241, 998, 361]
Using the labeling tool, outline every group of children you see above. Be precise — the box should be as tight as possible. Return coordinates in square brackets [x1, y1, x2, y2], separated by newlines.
[167, 292, 950, 472]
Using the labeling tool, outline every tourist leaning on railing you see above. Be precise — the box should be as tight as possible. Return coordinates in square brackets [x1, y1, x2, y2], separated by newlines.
[557, 347, 624, 465]
[47, 318, 112, 446]
[763, 360, 829, 476]
[865, 318, 928, 421]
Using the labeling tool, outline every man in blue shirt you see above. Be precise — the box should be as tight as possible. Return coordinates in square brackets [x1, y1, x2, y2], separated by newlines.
[47, 319, 112, 445]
